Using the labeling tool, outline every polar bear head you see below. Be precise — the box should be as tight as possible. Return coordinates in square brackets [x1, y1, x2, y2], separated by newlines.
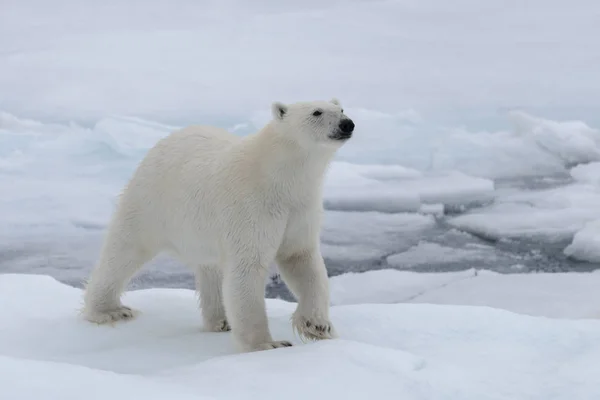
[271, 98, 355, 148]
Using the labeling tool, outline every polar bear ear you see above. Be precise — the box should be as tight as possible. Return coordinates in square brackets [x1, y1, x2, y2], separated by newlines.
[272, 102, 288, 120]
[330, 98, 341, 106]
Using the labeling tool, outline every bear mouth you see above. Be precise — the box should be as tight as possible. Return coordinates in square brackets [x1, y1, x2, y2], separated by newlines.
[329, 130, 353, 141]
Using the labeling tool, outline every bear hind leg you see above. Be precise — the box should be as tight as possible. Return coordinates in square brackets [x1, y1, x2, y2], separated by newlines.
[82, 234, 155, 324]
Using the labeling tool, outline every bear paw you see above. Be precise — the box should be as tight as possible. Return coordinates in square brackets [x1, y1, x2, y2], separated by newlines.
[83, 305, 139, 325]
[204, 318, 231, 332]
[292, 313, 337, 342]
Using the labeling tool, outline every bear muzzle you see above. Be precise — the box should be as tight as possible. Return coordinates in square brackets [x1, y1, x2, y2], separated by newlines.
[331, 118, 355, 140]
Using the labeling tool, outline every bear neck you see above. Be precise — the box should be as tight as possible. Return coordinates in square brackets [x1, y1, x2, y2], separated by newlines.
[247, 122, 336, 199]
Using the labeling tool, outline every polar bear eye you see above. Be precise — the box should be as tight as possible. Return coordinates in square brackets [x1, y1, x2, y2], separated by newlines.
[341, 109, 344, 113]
[312, 110, 323, 117]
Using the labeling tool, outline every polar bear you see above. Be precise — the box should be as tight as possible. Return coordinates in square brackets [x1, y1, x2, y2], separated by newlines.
[82, 98, 355, 352]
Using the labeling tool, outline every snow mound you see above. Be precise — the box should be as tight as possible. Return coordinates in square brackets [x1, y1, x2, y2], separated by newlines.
[324, 162, 494, 213]
[509, 111, 600, 166]
[449, 183, 600, 241]
[342, 111, 600, 180]
[565, 219, 600, 262]
[1, 273, 600, 400]
[323, 162, 421, 213]
[562, 162, 600, 262]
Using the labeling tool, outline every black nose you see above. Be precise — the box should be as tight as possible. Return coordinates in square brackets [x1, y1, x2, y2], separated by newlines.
[339, 118, 355, 134]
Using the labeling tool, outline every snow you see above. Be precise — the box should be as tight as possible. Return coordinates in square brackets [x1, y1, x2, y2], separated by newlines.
[329, 269, 478, 305]
[0, 356, 209, 400]
[2, 273, 600, 400]
[335, 109, 600, 180]
[320, 211, 435, 263]
[329, 268, 600, 319]
[509, 111, 600, 166]
[564, 220, 600, 263]
[411, 269, 600, 319]
[323, 163, 421, 213]
[2, 1, 600, 397]
[449, 183, 600, 241]
[562, 165, 600, 262]
[324, 162, 494, 213]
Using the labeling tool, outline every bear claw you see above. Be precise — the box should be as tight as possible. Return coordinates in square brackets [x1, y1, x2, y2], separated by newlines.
[204, 318, 231, 332]
[253, 340, 293, 350]
[293, 313, 336, 342]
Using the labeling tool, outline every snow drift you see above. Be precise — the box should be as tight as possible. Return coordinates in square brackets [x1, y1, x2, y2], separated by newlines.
[1, 273, 599, 400]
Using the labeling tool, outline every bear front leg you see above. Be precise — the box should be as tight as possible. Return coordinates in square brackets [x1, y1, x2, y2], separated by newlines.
[276, 249, 337, 341]
[194, 266, 230, 332]
[223, 259, 292, 352]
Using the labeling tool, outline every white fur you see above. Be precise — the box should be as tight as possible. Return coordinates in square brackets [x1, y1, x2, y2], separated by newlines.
[82, 99, 352, 352]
